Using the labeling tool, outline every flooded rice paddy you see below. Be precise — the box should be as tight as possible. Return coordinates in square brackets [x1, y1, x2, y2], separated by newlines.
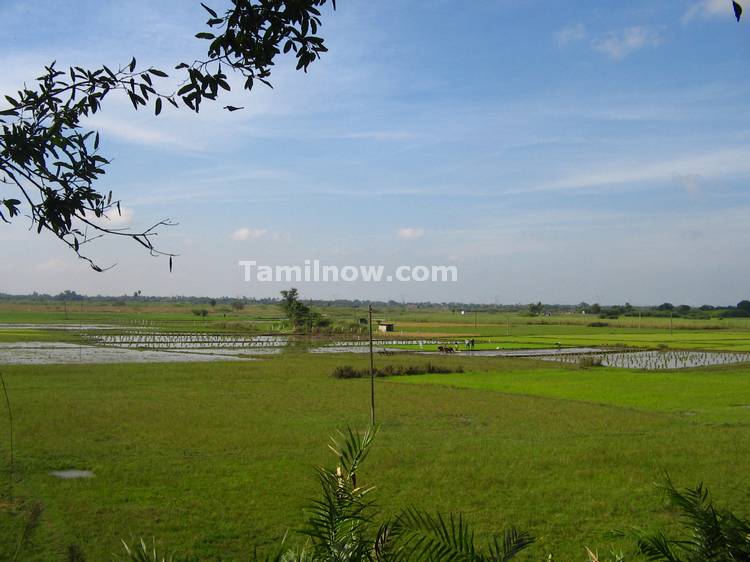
[543, 350, 750, 369]
[88, 333, 287, 352]
[2, 324, 750, 369]
[0, 342, 252, 365]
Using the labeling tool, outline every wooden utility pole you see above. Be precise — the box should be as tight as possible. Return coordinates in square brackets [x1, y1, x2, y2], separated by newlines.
[0, 371, 13, 502]
[368, 304, 375, 425]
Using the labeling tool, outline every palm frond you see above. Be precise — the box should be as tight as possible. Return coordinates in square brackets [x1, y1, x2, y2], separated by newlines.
[327, 425, 377, 485]
[489, 526, 535, 562]
[391, 505, 533, 562]
[393, 507, 480, 562]
[635, 532, 683, 562]
[631, 477, 750, 561]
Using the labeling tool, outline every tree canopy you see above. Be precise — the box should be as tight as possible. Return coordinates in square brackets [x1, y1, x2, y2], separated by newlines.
[0, 0, 335, 270]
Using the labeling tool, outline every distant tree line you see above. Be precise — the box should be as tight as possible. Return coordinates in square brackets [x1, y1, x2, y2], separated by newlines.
[3, 292, 750, 319]
[525, 300, 750, 320]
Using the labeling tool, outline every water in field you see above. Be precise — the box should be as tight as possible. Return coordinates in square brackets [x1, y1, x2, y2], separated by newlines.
[89, 333, 287, 354]
[0, 342, 254, 365]
[544, 350, 750, 370]
[311, 339, 439, 354]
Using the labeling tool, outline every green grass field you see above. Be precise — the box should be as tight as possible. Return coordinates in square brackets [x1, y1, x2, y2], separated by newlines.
[1, 353, 749, 560]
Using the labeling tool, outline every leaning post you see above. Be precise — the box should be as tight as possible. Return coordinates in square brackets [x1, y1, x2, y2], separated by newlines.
[369, 304, 375, 425]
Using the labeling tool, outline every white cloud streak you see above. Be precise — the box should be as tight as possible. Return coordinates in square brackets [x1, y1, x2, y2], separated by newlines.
[593, 26, 661, 60]
[683, 0, 736, 22]
[555, 23, 586, 46]
[230, 227, 270, 241]
[506, 146, 750, 195]
[397, 227, 425, 240]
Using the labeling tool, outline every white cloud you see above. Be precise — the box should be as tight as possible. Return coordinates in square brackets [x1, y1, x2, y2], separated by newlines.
[93, 206, 134, 228]
[342, 130, 419, 142]
[683, 0, 736, 22]
[87, 115, 203, 152]
[397, 227, 425, 240]
[505, 146, 750, 195]
[672, 173, 703, 194]
[230, 227, 270, 241]
[593, 26, 661, 60]
[555, 23, 586, 46]
[33, 258, 68, 273]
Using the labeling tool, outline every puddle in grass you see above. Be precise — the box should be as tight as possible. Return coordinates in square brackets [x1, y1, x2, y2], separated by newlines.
[50, 470, 95, 479]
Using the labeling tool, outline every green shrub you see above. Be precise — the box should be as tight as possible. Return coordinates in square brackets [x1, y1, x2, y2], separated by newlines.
[578, 356, 603, 368]
[331, 365, 361, 379]
[332, 363, 464, 379]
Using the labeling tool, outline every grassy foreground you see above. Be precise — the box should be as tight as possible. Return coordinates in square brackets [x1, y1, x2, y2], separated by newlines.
[0, 354, 749, 560]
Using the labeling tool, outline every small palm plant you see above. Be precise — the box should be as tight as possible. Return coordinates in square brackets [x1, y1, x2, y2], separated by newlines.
[630, 477, 750, 562]
[285, 426, 534, 562]
[297, 426, 379, 561]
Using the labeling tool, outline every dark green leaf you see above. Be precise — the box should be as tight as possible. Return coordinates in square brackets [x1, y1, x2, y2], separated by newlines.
[200, 2, 218, 18]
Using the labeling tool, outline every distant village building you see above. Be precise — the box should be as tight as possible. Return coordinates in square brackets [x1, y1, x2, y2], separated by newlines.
[378, 322, 395, 332]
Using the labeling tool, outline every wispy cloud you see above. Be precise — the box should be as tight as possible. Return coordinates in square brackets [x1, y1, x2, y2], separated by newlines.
[506, 146, 750, 195]
[397, 227, 425, 240]
[555, 23, 586, 46]
[593, 26, 661, 60]
[342, 130, 419, 142]
[683, 0, 736, 22]
[88, 115, 204, 152]
[33, 258, 68, 273]
[230, 227, 270, 241]
[672, 173, 703, 194]
[90, 206, 135, 228]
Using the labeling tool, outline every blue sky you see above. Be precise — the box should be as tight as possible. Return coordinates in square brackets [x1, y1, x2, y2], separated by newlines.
[1, 0, 749, 304]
